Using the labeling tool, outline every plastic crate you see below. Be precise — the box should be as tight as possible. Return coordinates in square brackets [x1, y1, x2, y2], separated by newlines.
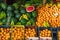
[24, 26, 38, 40]
[38, 27, 58, 40]
[57, 27, 60, 40]
[11, 25, 25, 40]
[0, 27, 11, 40]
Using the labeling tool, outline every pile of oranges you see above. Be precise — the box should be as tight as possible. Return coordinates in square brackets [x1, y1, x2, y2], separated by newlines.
[0, 28, 10, 40]
[40, 29, 52, 37]
[58, 31, 60, 40]
[36, 4, 60, 27]
[25, 27, 36, 40]
[12, 27, 24, 40]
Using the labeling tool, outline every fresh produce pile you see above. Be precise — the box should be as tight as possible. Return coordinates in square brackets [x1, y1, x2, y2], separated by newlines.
[40, 29, 52, 37]
[25, 27, 36, 40]
[36, 2, 60, 27]
[0, 28, 10, 40]
[58, 31, 60, 40]
[12, 27, 24, 40]
[0, 0, 38, 26]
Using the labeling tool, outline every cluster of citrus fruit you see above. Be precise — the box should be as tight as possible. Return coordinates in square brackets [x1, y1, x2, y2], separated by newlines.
[0, 28, 10, 40]
[36, 3, 60, 27]
[25, 27, 36, 40]
[58, 31, 60, 40]
[40, 29, 51, 37]
[12, 27, 24, 40]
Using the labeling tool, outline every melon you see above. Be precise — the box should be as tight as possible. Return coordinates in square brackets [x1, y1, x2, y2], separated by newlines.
[26, 6, 35, 12]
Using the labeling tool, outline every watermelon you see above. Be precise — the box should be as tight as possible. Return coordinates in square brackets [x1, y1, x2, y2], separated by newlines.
[26, 6, 35, 12]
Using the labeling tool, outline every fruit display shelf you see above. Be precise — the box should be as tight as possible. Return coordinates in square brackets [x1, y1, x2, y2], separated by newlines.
[0, 25, 59, 40]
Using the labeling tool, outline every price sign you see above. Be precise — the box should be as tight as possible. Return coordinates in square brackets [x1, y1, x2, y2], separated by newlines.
[28, 37, 39, 40]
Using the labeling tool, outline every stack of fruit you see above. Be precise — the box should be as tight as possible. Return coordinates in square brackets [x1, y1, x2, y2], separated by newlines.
[40, 29, 52, 37]
[0, 28, 10, 40]
[36, 2, 60, 27]
[0, 1, 37, 26]
[58, 31, 60, 40]
[25, 27, 36, 40]
[12, 27, 24, 40]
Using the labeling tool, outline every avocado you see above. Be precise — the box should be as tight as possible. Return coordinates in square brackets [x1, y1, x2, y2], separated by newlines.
[20, 18, 27, 25]
[30, 18, 36, 24]
[14, 10, 19, 14]
[11, 18, 18, 24]
[7, 6, 12, 11]
[7, 11, 13, 17]
[1, 3, 7, 10]
[2, 19, 7, 25]
[26, 13, 32, 18]
[15, 14, 21, 19]
[32, 11, 37, 17]
[12, 3, 19, 9]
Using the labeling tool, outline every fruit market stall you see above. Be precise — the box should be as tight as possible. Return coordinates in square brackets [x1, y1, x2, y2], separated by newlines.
[0, 0, 60, 40]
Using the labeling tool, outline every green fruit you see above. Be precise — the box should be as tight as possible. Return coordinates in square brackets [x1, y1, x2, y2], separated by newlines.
[26, 13, 32, 18]
[2, 19, 7, 25]
[0, 11, 6, 19]
[20, 8, 26, 13]
[26, 21, 31, 26]
[20, 18, 27, 25]
[14, 10, 19, 14]
[32, 11, 37, 17]
[15, 14, 21, 19]
[1, 3, 7, 10]
[7, 11, 12, 17]
[7, 6, 12, 11]
[11, 18, 18, 24]
[30, 18, 36, 24]
[43, 21, 50, 27]
[12, 3, 19, 9]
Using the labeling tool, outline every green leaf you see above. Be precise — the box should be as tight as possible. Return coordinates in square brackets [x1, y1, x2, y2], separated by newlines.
[10, 19, 14, 26]
[43, 21, 50, 28]
[26, 21, 31, 26]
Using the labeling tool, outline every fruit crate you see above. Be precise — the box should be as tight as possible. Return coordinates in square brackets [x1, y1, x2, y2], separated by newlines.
[0, 26, 11, 40]
[11, 25, 25, 40]
[24, 26, 38, 40]
[57, 27, 60, 40]
[38, 27, 58, 40]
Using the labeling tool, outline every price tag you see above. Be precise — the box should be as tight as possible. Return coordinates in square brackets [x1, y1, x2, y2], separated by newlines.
[28, 37, 39, 40]
[40, 37, 52, 40]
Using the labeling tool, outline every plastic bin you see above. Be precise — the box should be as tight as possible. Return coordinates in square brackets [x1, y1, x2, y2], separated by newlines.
[11, 25, 25, 40]
[57, 27, 60, 40]
[38, 27, 58, 40]
[0, 27, 11, 40]
[25, 26, 38, 40]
